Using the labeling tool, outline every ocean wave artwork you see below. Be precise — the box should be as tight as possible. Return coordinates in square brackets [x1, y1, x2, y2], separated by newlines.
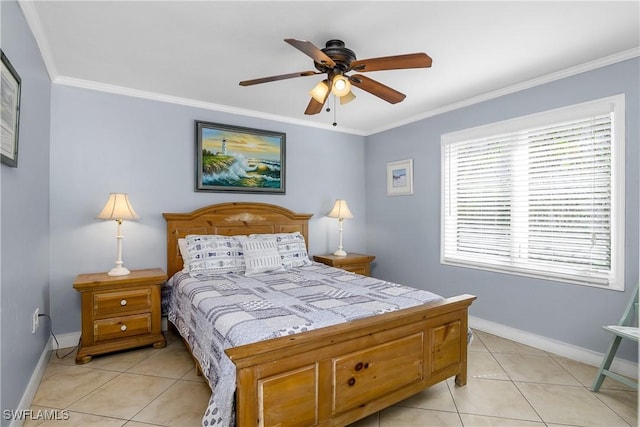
[202, 154, 281, 188]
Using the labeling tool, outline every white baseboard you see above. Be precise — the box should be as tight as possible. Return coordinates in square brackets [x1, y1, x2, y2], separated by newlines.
[10, 332, 80, 427]
[470, 315, 638, 380]
[10, 344, 49, 427]
[52, 331, 81, 350]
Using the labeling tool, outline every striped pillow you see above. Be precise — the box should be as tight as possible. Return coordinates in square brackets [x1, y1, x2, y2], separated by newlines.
[242, 239, 286, 276]
[249, 232, 312, 268]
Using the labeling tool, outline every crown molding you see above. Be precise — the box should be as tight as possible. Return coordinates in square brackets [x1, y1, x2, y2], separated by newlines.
[53, 75, 366, 136]
[18, 0, 58, 81]
[19, 0, 638, 136]
[56, 44, 638, 138]
[368, 47, 640, 135]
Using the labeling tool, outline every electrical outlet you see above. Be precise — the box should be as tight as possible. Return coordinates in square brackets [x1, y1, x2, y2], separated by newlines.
[32, 308, 39, 334]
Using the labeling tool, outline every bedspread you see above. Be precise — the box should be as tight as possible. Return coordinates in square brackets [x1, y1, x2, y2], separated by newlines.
[164, 262, 444, 427]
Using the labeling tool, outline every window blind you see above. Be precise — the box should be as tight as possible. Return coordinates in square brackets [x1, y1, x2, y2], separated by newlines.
[442, 96, 624, 289]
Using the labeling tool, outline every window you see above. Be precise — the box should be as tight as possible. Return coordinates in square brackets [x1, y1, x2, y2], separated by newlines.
[441, 95, 625, 290]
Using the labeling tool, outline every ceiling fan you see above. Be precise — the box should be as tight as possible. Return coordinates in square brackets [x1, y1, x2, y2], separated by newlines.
[239, 39, 432, 116]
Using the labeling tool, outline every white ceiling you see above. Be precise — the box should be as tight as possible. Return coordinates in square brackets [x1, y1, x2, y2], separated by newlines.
[20, 1, 640, 135]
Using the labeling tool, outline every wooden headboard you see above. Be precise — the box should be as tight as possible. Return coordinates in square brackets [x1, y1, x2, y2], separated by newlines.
[163, 202, 313, 277]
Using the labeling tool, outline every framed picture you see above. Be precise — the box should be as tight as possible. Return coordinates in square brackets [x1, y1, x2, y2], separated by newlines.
[195, 121, 285, 193]
[1, 50, 21, 168]
[386, 159, 413, 196]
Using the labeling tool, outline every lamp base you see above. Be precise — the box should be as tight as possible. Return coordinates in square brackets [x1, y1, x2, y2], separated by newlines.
[333, 249, 347, 257]
[107, 266, 131, 276]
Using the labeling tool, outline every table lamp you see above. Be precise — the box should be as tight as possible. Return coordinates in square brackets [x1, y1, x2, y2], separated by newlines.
[97, 193, 139, 276]
[328, 199, 353, 256]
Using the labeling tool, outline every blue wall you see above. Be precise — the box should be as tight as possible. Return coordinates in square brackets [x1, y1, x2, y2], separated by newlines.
[365, 58, 640, 361]
[1, 0, 52, 420]
[48, 85, 367, 334]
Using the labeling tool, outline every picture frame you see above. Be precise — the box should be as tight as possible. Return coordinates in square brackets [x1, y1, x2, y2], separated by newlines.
[1, 50, 21, 168]
[386, 159, 413, 196]
[195, 121, 285, 193]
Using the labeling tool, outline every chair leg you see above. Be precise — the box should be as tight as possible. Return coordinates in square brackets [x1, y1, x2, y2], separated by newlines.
[592, 335, 623, 392]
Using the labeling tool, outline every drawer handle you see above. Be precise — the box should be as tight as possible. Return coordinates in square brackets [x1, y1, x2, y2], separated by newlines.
[348, 377, 356, 387]
[120, 325, 127, 332]
[120, 299, 127, 306]
[355, 362, 369, 371]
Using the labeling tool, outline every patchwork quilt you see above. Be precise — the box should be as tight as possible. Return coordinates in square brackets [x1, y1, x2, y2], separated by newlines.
[164, 262, 444, 427]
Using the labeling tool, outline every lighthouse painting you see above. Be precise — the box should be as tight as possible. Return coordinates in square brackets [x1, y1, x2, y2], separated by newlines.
[195, 121, 286, 194]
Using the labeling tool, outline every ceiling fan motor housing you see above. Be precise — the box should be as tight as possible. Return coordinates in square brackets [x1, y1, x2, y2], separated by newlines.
[315, 40, 356, 73]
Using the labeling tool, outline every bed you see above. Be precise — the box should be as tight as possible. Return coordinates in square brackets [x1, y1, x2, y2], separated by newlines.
[163, 202, 475, 427]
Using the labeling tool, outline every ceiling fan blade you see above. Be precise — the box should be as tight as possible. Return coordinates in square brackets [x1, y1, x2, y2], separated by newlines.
[239, 71, 319, 86]
[349, 74, 406, 104]
[351, 53, 432, 72]
[304, 98, 325, 115]
[285, 38, 336, 67]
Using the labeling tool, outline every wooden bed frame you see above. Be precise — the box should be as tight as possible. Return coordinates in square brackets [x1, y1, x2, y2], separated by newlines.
[163, 202, 475, 427]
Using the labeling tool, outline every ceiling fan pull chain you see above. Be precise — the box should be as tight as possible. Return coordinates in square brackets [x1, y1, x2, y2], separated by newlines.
[332, 95, 338, 127]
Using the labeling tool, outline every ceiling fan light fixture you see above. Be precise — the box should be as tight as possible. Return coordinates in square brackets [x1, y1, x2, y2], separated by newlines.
[340, 90, 356, 105]
[331, 74, 351, 97]
[240, 38, 432, 118]
[309, 79, 330, 103]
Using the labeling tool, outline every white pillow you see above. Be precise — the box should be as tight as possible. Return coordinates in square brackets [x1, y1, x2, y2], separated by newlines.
[249, 232, 312, 268]
[178, 238, 189, 272]
[186, 235, 246, 277]
[242, 238, 286, 276]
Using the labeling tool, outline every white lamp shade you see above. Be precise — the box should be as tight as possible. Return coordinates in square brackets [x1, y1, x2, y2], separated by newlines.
[309, 80, 330, 103]
[97, 193, 139, 221]
[328, 199, 353, 219]
[340, 90, 356, 105]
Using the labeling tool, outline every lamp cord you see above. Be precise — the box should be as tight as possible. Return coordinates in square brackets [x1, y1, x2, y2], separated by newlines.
[38, 313, 78, 359]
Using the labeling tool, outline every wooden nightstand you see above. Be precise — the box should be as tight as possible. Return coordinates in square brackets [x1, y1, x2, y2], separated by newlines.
[313, 253, 376, 276]
[73, 268, 167, 364]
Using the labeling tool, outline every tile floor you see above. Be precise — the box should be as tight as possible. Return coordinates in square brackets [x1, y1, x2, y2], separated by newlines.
[27, 329, 637, 426]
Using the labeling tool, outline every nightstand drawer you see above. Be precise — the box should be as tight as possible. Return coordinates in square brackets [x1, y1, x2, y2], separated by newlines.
[93, 314, 152, 342]
[94, 289, 151, 316]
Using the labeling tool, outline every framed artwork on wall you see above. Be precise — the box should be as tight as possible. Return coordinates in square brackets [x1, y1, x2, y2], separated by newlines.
[195, 121, 286, 193]
[1, 50, 21, 168]
[386, 159, 413, 196]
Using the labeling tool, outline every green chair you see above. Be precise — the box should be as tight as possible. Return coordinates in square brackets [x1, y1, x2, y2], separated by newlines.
[591, 285, 638, 391]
